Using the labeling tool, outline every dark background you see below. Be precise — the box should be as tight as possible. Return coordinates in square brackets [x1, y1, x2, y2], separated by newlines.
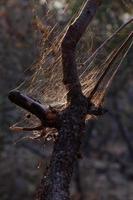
[0, 0, 133, 199]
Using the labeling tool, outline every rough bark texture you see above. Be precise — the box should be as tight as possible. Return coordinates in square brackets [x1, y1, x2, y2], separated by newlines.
[8, 1, 102, 200]
[62, 0, 102, 102]
[37, 102, 88, 200]
[36, 1, 102, 200]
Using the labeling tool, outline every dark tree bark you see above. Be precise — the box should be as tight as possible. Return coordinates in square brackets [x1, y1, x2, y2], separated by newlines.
[8, 0, 133, 199]
[8, 1, 104, 200]
[35, 1, 102, 199]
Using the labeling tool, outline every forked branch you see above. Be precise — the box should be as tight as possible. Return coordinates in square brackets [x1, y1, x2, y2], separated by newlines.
[35, 1, 103, 200]
[9, 0, 131, 199]
[89, 32, 133, 101]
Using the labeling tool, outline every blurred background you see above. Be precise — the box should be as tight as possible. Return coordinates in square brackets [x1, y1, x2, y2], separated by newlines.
[0, 0, 133, 199]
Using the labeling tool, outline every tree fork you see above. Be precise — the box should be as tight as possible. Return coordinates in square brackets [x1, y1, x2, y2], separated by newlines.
[8, 1, 102, 199]
[36, 1, 102, 199]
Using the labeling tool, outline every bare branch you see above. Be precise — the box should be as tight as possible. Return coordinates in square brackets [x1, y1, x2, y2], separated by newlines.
[8, 90, 60, 128]
[82, 18, 133, 68]
[88, 32, 133, 101]
[36, 1, 102, 199]
[61, 0, 102, 101]
[9, 1, 132, 199]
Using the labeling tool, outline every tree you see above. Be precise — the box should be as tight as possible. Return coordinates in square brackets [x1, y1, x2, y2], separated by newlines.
[8, 0, 132, 199]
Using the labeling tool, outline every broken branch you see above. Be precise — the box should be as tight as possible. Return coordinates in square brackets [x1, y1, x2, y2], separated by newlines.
[8, 90, 60, 128]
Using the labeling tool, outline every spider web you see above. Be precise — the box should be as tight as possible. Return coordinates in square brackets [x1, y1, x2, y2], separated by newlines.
[14, 2, 133, 124]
